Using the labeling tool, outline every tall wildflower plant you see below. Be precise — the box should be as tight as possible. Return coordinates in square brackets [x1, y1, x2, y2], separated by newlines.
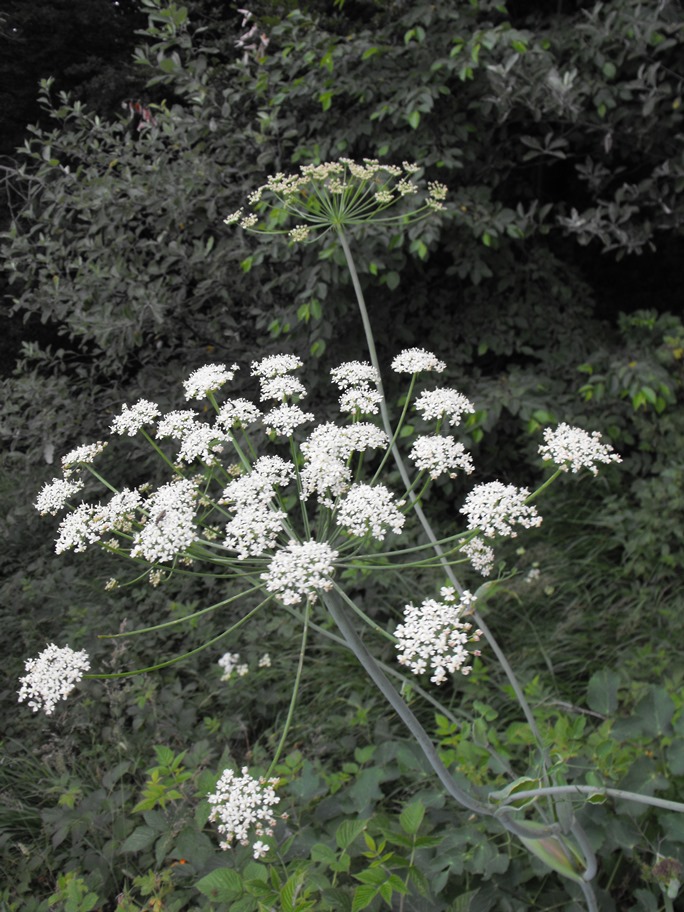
[24, 160, 684, 910]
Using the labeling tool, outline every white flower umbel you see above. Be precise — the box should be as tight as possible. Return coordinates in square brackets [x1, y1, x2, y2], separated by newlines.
[264, 404, 315, 437]
[330, 361, 381, 389]
[111, 399, 161, 436]
[409, 435, 475, 479]
[61, 441, 107, 475]
[539, 423, 622, 475]
[208, 766, 280, 858]
[391, 348, 446, 374]
[35, 477, 84, 516]
[251, 354, 303, 378]
[395, 589, 482, 684]
[414, 389, 475, 427]
[299, 423, 388, 505]
[262, 540, 338, 605]
[155, 410, 198, 440]
[184, 363, 238, 401]
[259, 375, 307, 402]
[216, 398, 262, 430]
[131, 478, 197, 563]
[224, 502, 286, 559]
[459, 536, 495, 577]
[218, 652, 242, 680]
[99, 488, 143, 532]
[460, 481, 542, 539]
[225, 160, 444, 242]
[336, 484, 405, 541]
[18, 644, 90, 715]
[339, 386, 382, 416]
[253, 456, 295, 488]
[176, 424, 227, 465]
[55, 504, 101, 553]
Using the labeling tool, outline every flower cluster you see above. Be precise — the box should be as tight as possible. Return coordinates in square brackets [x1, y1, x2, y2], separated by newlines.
[391, 348, 446, 374]
[336, 483, 406, 540]
[208, 767, 281, 859]
[331, 360, 382, 416]
[414, 388, 475, 427]
[18, 644, 90, 715]
[224, 159, 447, 241]
[184, 364, 238, 401]
[539, 423, 622, 475]
[262, 540, 338, 605]
[218, 652, 249, 680]
[395, 588, 483, 684]
[409, 435, 475, 480]
[130, 478, 198, 563]
[460, 482, 542, 539]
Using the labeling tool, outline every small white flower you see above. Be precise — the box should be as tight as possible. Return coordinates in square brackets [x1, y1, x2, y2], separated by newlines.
[252, 840, 270, 859]
[183, 364, 238, 401]
[111, 399, 161, 436]
[391, 348, 446, 374]
[251, 354, 303, 378]
[35, 477, 84, 516]
[61, 441, 107, 475]
[539, 423, 622, 475]
[460, 481, 542, 539]
[18, 644, 90, 715]
[258, 653, 272, 668]
[414, 388, 475, 427]
[409, 435, 475, 479]
[330, 361, 381, 390]
[395, 589, 482, 684]
[524, 567, 541, 583]
[264, 404, 315, 437]
[208, 767, 280, 856]
[262, 540, 338, 605]
[131, 478, 197, 563]
[459, 536, 495, 577]
[336, 484, 405, 540]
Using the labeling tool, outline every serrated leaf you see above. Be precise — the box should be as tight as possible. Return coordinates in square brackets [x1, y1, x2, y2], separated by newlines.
[195, 868, 243, 902]
[351, 884, 379, 912]
[119, 825, 157, 853]
[399, 800, 425, 836]
[335, 819, 368, 850]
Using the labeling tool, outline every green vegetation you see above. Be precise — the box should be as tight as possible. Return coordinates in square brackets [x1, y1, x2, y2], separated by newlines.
[1, 0, 684, 909]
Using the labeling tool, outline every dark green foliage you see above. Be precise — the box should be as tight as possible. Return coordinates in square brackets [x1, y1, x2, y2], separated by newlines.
[2, 0, 684, 908]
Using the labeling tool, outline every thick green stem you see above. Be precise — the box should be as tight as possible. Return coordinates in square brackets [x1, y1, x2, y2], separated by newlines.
[335, 227, 548, 774]
[322, 589, 491, 816]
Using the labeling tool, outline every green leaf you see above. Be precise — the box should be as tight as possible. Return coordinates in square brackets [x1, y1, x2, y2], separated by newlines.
[195, 868, 243, 903]
[385, 271, 400, 290]
[351, 884, 379, 912]
[119, 825, 157, 853]
[399, 799, 425, 836]
[586, 669, 620, 715]
[407, 110, 421, 129]
[335, 818, 368, 850]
